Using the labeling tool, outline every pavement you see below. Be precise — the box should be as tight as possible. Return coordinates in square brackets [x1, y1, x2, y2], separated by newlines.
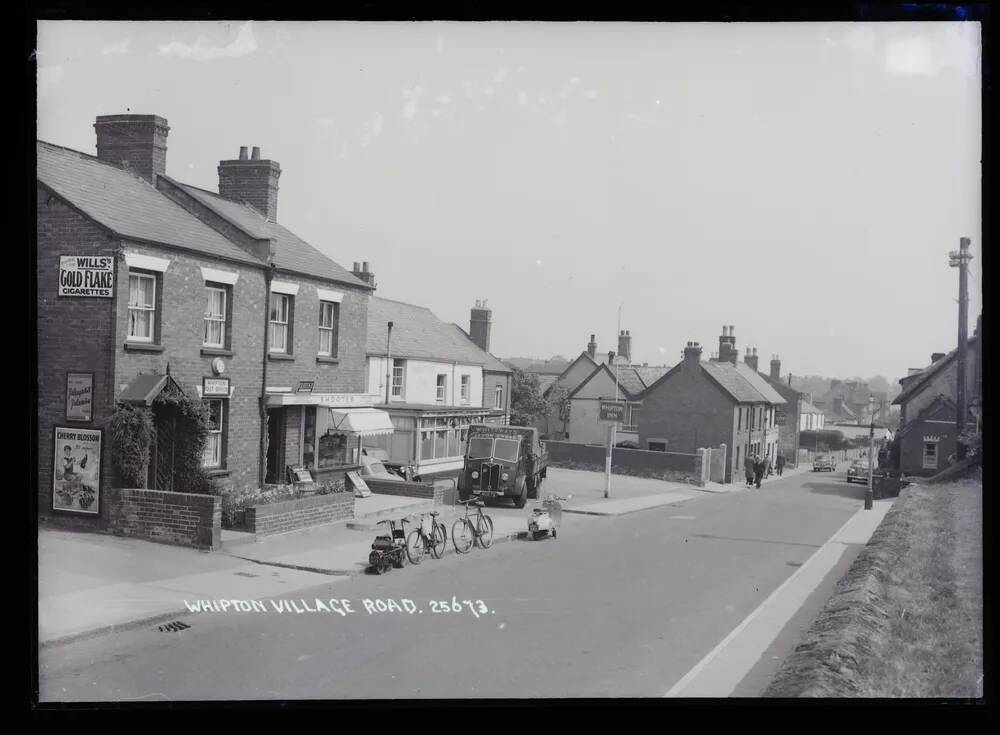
[38, 464, 889, 700]
[34, 463, 821, 649]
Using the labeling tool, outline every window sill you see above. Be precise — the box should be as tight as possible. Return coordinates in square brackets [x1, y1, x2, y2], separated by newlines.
[124, 342, 164, 353]
[268, 352, 295, 362]
[316, 356, 340, 365]
[201, 347, 234, 357]
[205, 469, 230, 478]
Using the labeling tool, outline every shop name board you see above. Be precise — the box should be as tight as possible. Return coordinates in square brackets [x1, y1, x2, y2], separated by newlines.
[202, 377, 231, 397]
[59, 256, 115, 297]
[468, 425, 526, 440]
[317, 393, 381, 407]
[599, 401, 625, 422]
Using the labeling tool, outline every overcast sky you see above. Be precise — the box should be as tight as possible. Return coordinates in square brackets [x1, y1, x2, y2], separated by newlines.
[36, 21, 982, 380]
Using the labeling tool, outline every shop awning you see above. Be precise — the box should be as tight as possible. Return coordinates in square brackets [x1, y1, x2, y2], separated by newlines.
[328, 408, 394, 437]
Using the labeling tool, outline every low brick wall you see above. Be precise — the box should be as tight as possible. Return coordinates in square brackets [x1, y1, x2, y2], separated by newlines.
[365, 478, 443, 504]
[546, 441, 701, 484]
[109, 488, 221, 550]
[245, 493, 354, 536]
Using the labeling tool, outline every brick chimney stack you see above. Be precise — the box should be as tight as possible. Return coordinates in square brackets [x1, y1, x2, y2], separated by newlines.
[744, 347, 759, 372]
[716, 325, 737, 365]
[683, 341, 703, 368]
[931, 352, 946, 363]
[607, 350, 616, 365]
[587, 334, 598, 360]
[618, 330, 632, 365]
[94, 114, 170, 184]
[218, 146, 282, 221]
[470, 300, 492, 353]
[770, 354, 781, 380]
[351, 261, 377, 289]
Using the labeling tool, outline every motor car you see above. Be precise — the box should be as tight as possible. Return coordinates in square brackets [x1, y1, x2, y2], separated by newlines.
[813, 455, 837, 472]
[847, 459, 886, 484]
[359, 453, 406, 482]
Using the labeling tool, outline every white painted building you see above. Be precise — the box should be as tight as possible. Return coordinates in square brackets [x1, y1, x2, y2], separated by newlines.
[363, 297, 512, 477]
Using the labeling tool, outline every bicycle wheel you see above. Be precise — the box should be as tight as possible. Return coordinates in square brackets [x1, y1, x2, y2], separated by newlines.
[431, 521, 447, 559]
[452, 518, 474, 554]
[476, 514, 494, 549]
[405, 530, 424, 565]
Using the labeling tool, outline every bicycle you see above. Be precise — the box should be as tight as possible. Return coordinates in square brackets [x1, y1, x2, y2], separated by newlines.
[405, 511, 447, 564]
[452, 498, 493, 553]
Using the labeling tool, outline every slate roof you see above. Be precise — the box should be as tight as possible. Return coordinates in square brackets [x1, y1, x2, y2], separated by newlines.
[449, 325, 513, 372]
[568, 363, 642, 400]
[734, 363, 788, 404]
[893, 335, 978, 406]
[37, 142, 261, 265]
[536, 374, 559, 396]
[366, 297, 510, 371]
[700, 361, 779, 404]
[173, 181, 368, 288]
[613, 366, 646, 397]
[633, 365, 671, 387]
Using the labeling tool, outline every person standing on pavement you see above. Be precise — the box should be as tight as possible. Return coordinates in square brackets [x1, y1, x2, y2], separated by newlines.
[744, 453, 755, 487]
[776, 454, 786, 476]
[753, 455, 764, 489]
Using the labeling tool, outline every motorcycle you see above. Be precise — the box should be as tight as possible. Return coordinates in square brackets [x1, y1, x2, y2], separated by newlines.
[527, 494, 571, 540]
[367, 518, 408, 574]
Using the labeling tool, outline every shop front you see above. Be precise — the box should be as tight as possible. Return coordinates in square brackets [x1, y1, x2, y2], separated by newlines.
[263, 392, 392, 485]
[363, 404, 508, 478]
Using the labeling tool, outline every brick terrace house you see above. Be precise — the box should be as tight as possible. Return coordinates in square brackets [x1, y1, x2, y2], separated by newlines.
[737, 346, 807, 466]
[891, 323, 980, 477]
[37, 114, 379, 525]
[364, 298, 512, 478]
[638, 340, 786, 483]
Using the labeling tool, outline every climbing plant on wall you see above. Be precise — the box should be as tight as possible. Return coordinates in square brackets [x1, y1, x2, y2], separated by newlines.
[110, 402, 154, 487]
[153, 388, 214, 494]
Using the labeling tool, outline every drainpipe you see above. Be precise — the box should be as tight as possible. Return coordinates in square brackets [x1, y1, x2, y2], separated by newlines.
[258, 264, 275, 486]
[384, 322, 393, 405]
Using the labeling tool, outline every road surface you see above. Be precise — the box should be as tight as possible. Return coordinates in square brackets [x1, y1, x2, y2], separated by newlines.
[39, 467, 873, 700]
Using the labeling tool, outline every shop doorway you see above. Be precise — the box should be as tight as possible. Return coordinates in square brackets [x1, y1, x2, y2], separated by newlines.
[265, 409, 285, 484]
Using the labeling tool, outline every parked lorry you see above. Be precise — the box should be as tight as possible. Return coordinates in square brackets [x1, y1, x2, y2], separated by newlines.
[457, 424, 549, 509]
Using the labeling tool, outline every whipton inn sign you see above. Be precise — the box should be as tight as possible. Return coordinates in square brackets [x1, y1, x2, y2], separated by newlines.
[59, 256, 115, 297]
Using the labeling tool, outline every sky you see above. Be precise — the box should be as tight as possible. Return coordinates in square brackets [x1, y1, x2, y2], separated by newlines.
[35, 21, 982, 380]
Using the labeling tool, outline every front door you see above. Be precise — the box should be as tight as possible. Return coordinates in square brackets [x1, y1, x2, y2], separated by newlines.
[265, 409, 285, 484]
[148, 402, 178, 492]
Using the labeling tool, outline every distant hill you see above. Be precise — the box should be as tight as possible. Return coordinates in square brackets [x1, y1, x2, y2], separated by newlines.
[789, 375, 902, 402]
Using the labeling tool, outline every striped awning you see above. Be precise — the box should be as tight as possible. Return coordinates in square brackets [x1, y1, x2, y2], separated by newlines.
[328, 408, 394, 437]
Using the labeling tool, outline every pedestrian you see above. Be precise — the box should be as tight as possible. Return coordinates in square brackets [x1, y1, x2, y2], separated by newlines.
[753, 455, 764, 489]
[744, 453, 755, 488]
[776, 454, 786, 476]
[766, 455, 773, 478]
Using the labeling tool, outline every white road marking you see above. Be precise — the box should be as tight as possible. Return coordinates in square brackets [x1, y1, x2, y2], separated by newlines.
[664, 500, 893, 697]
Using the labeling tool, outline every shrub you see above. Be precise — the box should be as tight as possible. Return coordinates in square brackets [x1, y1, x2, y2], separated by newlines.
[110, 402, 154, 487]
[153, 389, 214, 494]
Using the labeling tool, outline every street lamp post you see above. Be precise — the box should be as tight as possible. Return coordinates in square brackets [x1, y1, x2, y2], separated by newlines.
[865, 397, 885, 510]
[949, 238, 973, 459]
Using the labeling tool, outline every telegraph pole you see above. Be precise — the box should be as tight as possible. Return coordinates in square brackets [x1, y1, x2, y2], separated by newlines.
[949, 238, 973, 458]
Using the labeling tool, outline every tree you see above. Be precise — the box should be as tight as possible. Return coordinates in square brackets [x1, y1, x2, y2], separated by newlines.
[509, 368, 550, 426]
[547, 383, 571, 437]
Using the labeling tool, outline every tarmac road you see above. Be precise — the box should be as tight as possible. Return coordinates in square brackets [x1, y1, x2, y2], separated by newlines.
[39, 468, 874, 700]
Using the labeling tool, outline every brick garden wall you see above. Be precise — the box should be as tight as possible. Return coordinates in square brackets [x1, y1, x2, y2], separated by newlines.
[245, 493, 354, 536]
[108, 487, 221, 549]
[546, 441, 701, 484]
[366, 478, 443, 503]
[37, 186, 119, 526]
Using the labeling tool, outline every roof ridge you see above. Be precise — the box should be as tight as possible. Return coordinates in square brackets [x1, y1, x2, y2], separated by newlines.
[373, 295, 434, 311]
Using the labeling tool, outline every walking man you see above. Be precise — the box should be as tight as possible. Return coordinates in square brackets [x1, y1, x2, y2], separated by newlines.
[753, 455, 764, 489]
[744, 453, 755, 488]
[776, 453, 786, 476]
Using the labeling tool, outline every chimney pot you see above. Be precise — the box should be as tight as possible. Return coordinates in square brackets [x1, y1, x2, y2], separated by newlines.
[353, 262, 360, 272]
[362, 261, 369, 273]
[251, 146, 261, 160]
[239, 146, 248, 160]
